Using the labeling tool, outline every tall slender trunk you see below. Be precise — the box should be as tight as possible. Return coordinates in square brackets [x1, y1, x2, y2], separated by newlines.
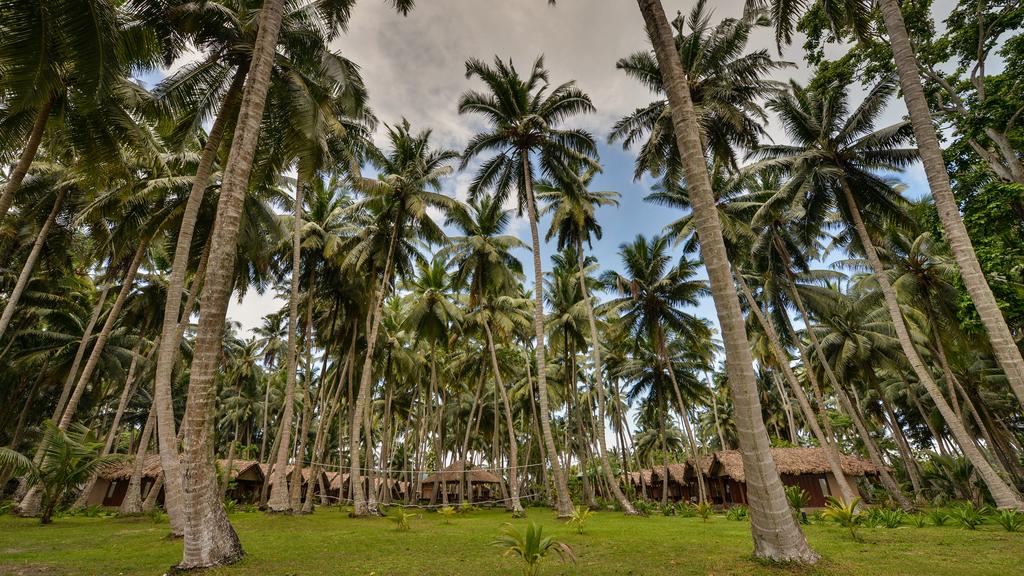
[660, 342, 708, 503]
[57, 241, 147, 431]
[521, 148, 572, 517]
[636, 0, 817, 560]
[121, 406, 157, 515]
[575, 243, 636, 514]
[839, 179, 1023, 509]
[0, 98, 53, 221]
[268, 174, 306, 513]
[350, 224, 400, 516]
[177, 0, 288, 566]
[154, 68, 245, 536]
[877, 0, 1024, 409]
[0, 190, 64, 339]
[771, 371, 798, 444]
[834, 386, 912, 509]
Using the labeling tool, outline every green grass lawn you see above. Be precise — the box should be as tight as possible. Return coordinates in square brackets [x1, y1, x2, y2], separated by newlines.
[1, 507, 1020, 575]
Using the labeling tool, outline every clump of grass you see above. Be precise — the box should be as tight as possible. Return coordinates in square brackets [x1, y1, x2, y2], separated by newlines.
[951, 503, 990, 530]
[995, 509, 1024, 533]
[928, 509, 950, 526]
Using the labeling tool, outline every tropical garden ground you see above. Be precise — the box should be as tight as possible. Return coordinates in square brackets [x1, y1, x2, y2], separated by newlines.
[0, 508, 1019, 576]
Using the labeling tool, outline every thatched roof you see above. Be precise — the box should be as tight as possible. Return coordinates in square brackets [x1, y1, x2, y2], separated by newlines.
[220, 459, 262, 481]
[714, 448, 879, 483]
[650, 463, 686, 484]
[261, 464, 328, 487]
[421, 460, 501, 485]
[626, 469, 653, 485]
[99, 455, 162, 481]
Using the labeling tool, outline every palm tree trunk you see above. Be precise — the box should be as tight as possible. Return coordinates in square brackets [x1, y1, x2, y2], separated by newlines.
[660, 346, 708, 503]
[350, 222, 400, 516]
[58, 240, 148, 431]
[521, 148, 572, 518]
[0, 190, 64, 339]
[839, 178, 1023, 509]
[177, 0, 288, 565]
[741, 279, 858, 502]
[0, 98, 53, 222]
[771, 371, 798, 444]
[877, 0, 1024, 409]
[575, 243, 637, 514]
[636, 0, 817, 560]
[483, 321, 524, 514]
[121, 406, 157, 515]
[269, 174, 306, 513]
[153, 68, 245, 535]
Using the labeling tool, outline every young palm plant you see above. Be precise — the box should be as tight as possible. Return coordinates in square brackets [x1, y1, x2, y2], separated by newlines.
[492, 522, 576, 576]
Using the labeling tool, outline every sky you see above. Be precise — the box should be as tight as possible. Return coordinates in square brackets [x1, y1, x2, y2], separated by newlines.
[223, 0, 942, 337]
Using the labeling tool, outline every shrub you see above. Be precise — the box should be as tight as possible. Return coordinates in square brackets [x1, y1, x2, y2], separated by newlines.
[911, 513, 928, 528]
[223, 499, 237, 514]
[388, 508, 417, 531]
[438, 506, 457, 524]
[928, 509, 950, 526]
[823, 496, 863, 541]
[631, 500, 655, 516]
[878, 508, 905, 528]
[951, 502, 990, 530]
[695, 501, 714, 522]
[492, 522, 575, 576]
[785, 486, 810, 522]
[568, 505, 595, 534]
[660, 503, 676, 516]
[995, 509, 1024, 533]
[726, 505, 748, 521]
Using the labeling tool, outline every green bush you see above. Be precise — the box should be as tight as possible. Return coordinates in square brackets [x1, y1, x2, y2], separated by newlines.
[388, 508, 418, 531]
[660, 503, 676, 516]
[928, 509, 950, 526]
[631, 500, 655, 516]
[695, 501, 714, 522]
[492, 522, 575, 576]
[823, 496, 863, 541]
[568, 505, 595, 534]
[785, 486, 810, 523]
[911, 513, 928, 528]
[995, 509, 1024, 533]
[951, 503, 990, 530]
[725, 505, 748, 521]
[438, 506, 457, 524]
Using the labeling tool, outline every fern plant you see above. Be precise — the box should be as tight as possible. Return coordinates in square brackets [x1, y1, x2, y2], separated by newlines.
[822, 496, 863, 541]
[995, 509, 1024, 532]
[568, 505, 595, 534]
[492, 522, 575, 576]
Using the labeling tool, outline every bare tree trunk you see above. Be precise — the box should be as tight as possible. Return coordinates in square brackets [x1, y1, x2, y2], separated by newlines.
[0, 190, 64, 339]
[176, 0, 289, 566]
[636, 0, 817, 560]
[154, 68, 245, 537]
[483, 322, 523, 514]
[878, 0, 1024, 410]
[0, 98, 53, 221]
[839, 179, 1023, 510]
[121, 407, 157, 515]
[575, 244, 637, 514]
[521, 148, 572, 517]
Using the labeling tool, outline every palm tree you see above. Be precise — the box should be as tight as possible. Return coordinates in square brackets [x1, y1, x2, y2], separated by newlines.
[347, 120, 459, 516]
[536, 170, 635, 514]
[750, 0, 1024, 413]
[755, 75, 1023, 510]
[602, 234, 711, 502]
[458, 56, 599, 517]
[632, 0, 818, 561]
[612, 0, 789, 186]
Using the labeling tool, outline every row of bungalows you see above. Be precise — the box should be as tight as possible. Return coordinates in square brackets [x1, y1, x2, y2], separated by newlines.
[87, 457, 327, 508]
[322, 460, 498, 504]
[627, 447, 881, 507]
[323, 472, 410, 503]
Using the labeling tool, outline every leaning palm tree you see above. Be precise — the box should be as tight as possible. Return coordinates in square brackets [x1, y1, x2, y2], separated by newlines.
[458, 56, 599, 517]
[749, 0, 1024, 411]
[536, 169, 635, 514]
[754, 75, 1023, 510]
[171, 0, 414, 567]
[346, 120, 460, 516]
[631, 0, 818, 561]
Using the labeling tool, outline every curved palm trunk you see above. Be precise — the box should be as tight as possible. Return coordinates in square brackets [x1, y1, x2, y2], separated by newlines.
[350, 225, 400, 516]
[57, 240, 147, 431]
[483, 321, 523, 514]
[521, 148, 572, 518]
[877, 0, 1024, 409]
[268, 175, 306, 513]
[176, 0, 288, 566]
[839, 179, 1023, 510]
[0, 190, 64, 339]
[0, 98, 53, 222]
[575, 244, 637, 514]
[736, 275, 858, 503]
[636, 0, 817, 560]
[154, 68, 245, 536]
[120, 406, 157, 515]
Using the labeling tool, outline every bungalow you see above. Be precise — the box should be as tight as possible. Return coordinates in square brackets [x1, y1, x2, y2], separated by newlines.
[324, 471, 408, 503]
[262, 464, 330, 502]
[86, 457, 266, 507]
[626, 447, 879, 507]
[419, 460, 501, 503]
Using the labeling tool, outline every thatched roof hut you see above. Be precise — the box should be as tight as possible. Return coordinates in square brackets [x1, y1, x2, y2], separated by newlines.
[98, 455, 162, 481]
[421, 460, 501, 485]
[713, 448, 879, 483]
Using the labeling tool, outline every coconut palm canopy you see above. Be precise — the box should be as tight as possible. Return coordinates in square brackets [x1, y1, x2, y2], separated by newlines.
[2, 0, 1024, 572]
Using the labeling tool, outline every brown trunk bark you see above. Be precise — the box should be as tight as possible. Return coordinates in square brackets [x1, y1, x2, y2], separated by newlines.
[0, 190, 64, 339]
[120, 406, 157, 515]
[636, 0, 818, 560]
[878, 0, 1024, 410]
[0, 98, 53, 221]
